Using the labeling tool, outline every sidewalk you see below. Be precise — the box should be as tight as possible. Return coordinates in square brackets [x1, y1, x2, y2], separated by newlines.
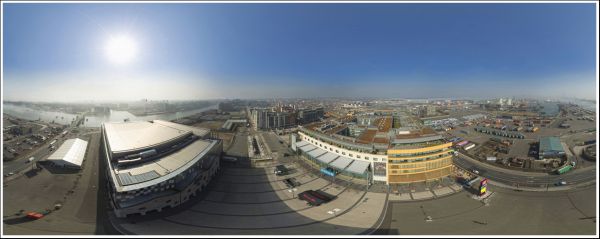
[387, 183, 463, 202]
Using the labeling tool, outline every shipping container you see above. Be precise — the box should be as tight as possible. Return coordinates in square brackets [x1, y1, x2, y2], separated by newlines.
[464, 143, 476, 150]
[456, 140, 469, 147]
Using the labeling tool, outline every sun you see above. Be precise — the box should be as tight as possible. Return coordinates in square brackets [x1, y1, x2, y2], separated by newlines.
[105, 35, 138, 65]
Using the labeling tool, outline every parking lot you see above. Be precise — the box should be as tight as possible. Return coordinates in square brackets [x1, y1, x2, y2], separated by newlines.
[3, 131, 112, 235]
[376, 183, 596, 235]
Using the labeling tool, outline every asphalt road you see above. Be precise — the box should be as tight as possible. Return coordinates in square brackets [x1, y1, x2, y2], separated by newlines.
[3, 127, 99, 175]
[375, 184, 596, 235]
[3, 136, 65, 174]
[453, 152, 596, 187]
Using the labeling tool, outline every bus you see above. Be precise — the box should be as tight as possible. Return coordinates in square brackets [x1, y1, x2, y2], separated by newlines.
[556, 165, 573, 175]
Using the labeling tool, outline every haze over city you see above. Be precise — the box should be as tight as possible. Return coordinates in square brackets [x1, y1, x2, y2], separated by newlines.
[3, 3, 597, 102]
[2, 1, 599, 238]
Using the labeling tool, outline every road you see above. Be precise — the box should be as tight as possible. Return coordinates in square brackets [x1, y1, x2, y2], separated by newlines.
[453, 152, 596, 187]
[3, 135, 62, 174]
[3, 127, 97, 176]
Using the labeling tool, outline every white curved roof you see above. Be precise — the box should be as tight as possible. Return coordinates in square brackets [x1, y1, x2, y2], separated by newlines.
[47, 138, 88, 168]
[103, 120, 209, 155]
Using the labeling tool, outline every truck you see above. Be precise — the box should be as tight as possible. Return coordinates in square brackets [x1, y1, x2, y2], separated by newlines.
[583, 139, 596, 145]
[28, 157, 35, 163]
[26, 209, 51, 220]
[556, 165, 573, 175]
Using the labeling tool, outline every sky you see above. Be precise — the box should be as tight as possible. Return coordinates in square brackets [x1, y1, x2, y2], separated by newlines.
[2, 3, 597, 102]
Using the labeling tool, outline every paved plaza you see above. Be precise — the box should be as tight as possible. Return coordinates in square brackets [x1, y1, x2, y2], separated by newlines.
[376, 184, 597, 235]
[109, 159, 388, 235]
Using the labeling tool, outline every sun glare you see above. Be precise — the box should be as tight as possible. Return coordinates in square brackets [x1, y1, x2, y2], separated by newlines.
[105, 35, 138, 65]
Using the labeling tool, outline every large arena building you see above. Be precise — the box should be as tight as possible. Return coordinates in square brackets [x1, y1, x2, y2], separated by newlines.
[101, 120, 222, 218]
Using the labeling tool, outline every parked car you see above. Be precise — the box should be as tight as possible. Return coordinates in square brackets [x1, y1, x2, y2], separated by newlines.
[283, 178, 301, 188]
[274, 165, 289, 176]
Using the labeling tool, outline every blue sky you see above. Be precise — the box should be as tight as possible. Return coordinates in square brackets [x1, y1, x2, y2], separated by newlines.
[2, 3, 597, 101]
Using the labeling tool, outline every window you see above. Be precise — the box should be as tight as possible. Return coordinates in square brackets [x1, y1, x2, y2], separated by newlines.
[166, 200, 172, 203]
[365, 157, 369, 160]
[357, 155, 361, 159]
[342, 152, 346, 155]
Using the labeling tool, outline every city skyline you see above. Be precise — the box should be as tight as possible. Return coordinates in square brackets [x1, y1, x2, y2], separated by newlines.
[1, 2, 598, 237]
[3, 3, 597, 102]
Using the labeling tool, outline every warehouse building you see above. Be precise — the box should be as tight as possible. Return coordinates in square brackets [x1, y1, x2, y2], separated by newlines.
[538, 136, 565, 160]
[102, 120, 222, 218]
[46, 138, 89, 169]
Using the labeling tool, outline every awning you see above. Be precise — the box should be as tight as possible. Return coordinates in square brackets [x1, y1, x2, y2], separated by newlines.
[307, 148, 327, 158]
[330, 156, 353, 170]
[316, 152, 339, 164]
[299, 144, 317, 152]
[345, 160, 370, 175]
[295, 141, 309, 147]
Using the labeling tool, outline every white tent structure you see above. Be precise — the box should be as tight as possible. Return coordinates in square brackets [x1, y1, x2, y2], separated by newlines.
[47, 138, 88, 169]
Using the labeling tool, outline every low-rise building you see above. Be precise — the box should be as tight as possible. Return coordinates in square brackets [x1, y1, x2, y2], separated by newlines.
[46, 138, 88, 169]
[538, 136, 565, 160]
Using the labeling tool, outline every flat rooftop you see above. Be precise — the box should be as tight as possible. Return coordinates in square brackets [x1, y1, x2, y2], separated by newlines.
[103, 120, 210, 155]
[540, 136, 564, 152]
[113, 139, 217, 192]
